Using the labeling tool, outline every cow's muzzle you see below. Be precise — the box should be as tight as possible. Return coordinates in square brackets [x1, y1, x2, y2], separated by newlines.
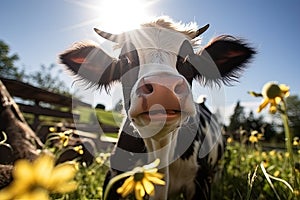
[129, 74, 193, 126]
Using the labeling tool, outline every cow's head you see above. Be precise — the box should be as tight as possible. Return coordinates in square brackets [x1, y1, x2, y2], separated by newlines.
[60, 17, 255, 140]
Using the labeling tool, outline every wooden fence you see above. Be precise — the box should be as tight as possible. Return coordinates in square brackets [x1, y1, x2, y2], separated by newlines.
[1, 78, 91, 129]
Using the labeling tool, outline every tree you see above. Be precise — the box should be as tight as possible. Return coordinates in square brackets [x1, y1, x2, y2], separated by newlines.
[26, 64, 72, 97]
[244, 111, 277, 141]
[0, 40, 73, 97]
[0, 40, 23, 80]
[227, 101, 277, 141]
[227, 101, 246, 132]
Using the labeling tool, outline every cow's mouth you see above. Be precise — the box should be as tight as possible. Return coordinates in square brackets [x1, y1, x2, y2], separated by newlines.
[139, 109, 182, 121]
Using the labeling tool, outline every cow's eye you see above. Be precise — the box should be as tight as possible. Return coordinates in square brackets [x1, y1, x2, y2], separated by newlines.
[177, 61, 194, 85]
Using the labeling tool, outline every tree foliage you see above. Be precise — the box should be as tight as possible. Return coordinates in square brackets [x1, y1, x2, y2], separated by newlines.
[0, 40, 72, 97]
[228, 101, 246, 132]
[0, 40, 23, 80]
[26, 64, 72, 97]
[227, 101, 277, 141]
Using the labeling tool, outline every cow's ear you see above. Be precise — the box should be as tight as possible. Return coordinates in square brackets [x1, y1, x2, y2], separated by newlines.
[190, 35, 256, 85]
[204, 35, 256, 84]
[59, 41, 126, 89]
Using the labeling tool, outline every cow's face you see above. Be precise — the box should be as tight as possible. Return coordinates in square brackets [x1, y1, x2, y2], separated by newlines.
[60, 18, 255, 139]
[115, 28, 198, 138]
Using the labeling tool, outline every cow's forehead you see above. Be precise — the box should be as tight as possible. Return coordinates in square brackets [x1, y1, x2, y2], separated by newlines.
[120, 27, 190, 57]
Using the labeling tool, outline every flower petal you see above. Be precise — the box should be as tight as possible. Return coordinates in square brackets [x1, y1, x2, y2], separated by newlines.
[274, 97, 282, 104]
[145, 174, 166, 185]
[48, 162, 77, 188]
[248, 91, 263, 97]
[142, 178, 155, 195]
[33, 154, 55, 187]
[269, 105, 277, 114]
[279, 84, 289, 93]
[145, 172, 164, 180]
[144, 168, 158, 174]
[135, 181, 145, 200]
[143, 159, 160, 170]
[257, 98, 269, 113]
[0, 188, 14, 200]
[52, 181, 78, 193]
[13, 159, 34, 184]
[15, 189, 49, 200]
[117, 176, 135, 198]
[117, 176, 133, 193]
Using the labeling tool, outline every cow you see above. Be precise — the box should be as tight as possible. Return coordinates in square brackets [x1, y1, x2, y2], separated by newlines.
[60, 16, 255, 199]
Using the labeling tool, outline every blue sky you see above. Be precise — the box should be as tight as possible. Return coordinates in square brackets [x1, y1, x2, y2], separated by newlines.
[1, 0, 300, 123]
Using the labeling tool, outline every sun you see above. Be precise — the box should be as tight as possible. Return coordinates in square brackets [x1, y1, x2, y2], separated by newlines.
[66, 0, 156, 33]
[96, 0, 155, 32]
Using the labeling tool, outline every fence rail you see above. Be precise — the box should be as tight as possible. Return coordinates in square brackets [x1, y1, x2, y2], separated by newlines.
[0, 78, 89, 129]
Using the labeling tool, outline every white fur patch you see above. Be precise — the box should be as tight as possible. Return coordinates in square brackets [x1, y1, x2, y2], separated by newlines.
[168, 141, 200, 199]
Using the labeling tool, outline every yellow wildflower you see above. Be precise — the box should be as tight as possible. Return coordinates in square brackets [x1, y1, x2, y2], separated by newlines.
[293, 137, 300, 146]
[262, 160, 269, 168]
[73, 145, 84, 155]
[294, 189, 300, 197]
[249, 130, 263, 144]
[58, 132, 70, 147]
[269, 150, 276, 157]
[261, 152, 267, 158]
[285, 152, 290, 158]
[227, 137, 233, 144]
[249, 135, 258, 143]
[273, 170, 280, 177]
[0, 154, 78, 200]
[249, 82, 289, 114]
[49, 127, 57, 133]
[117, 159, 165, 200]
[96, 153, 110, 165]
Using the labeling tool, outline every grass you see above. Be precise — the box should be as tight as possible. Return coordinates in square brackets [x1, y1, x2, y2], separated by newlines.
[212, 141, 300, 200]
[9, 106, 300, 199]
[45, 138, 299, 200]
[74, 106, 124, 127]
[28, 106, 300, 199]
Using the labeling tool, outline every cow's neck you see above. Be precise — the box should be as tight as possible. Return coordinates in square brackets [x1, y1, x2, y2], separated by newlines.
[143, 129, 179, 200]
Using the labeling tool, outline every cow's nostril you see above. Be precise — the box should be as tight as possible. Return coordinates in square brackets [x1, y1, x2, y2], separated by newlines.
[174, 79, 187, 95]
[137, 83, 154, 95]
[136, 75, 189, 97]
[144, 84, 154, 94]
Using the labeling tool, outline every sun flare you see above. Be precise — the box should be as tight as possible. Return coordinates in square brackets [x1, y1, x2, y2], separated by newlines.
[67, 0, 156, 33]
[97, 0, 154, 32]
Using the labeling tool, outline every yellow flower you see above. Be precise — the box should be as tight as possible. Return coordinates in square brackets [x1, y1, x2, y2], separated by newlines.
[0, 154, 78, 200]
[95, 153, 110, 165]
[273, 170, 280, 177]
[293, 137, 300, 146]
[261, 152, 267, 158]
[49, 127, 57, 133]
[117, 159, 165, 200]
[249, 135, 258, 143]
[249, 130, 263, 144]
[227, 137, 233, 144]
[269, 150, 276, 157]
[262, 160, 269, 168]
[285, 152, 290, 158]
[58, 132, 70, 147]
[249, 82, 289, 114]
[294, 189, 300, 197]
[73, 145, 84, 155]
